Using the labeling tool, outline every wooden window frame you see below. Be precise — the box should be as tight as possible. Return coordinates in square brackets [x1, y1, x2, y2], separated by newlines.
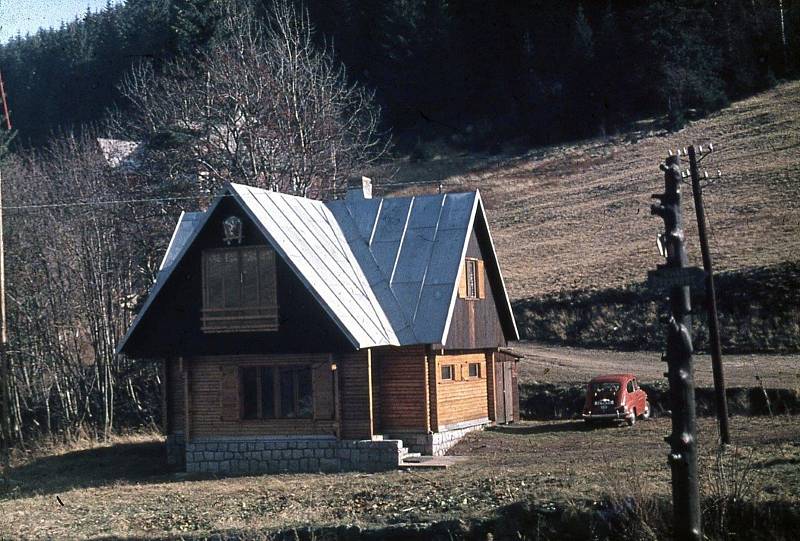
[459, 257, 485, 300]
[467, 362, 482, 379]
[240, 365, 313, 420]
[440, 364, 455, 382]
[202, 245, 279, 333]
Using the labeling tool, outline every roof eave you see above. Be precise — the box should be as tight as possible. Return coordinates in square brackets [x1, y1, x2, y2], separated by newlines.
[116, 189, 231, 356]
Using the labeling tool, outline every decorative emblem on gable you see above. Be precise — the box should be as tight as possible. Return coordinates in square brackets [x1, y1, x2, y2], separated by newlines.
[222, 215, 243, 245]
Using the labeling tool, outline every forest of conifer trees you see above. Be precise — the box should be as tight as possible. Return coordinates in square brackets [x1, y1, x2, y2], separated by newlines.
[1, 0, 798, 150]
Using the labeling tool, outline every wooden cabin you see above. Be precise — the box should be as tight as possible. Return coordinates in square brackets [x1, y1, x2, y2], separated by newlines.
[118, 179, 519, 473]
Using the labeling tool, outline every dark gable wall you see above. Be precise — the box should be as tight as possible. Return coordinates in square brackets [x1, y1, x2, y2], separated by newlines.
[444, 213, 508, 351]
[124, 196, 355, 358]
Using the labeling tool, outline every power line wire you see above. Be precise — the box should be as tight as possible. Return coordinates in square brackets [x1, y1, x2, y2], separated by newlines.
[0, 179, 454, 211]
[1, 193, 219, 211]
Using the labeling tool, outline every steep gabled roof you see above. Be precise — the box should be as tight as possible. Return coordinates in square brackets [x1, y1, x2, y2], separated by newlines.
[117, 182, 518, 354]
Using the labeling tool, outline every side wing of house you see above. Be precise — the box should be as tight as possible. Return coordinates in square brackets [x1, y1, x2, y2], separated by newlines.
[425, 197, 520, 433]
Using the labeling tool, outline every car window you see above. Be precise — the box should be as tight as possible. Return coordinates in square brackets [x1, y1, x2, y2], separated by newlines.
[591, 382, 620, 400]
[627, 381, 634, 393]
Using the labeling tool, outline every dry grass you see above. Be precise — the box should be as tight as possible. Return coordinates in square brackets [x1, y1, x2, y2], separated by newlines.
[1, 417, 797, 539]
[3, 83, 799, 540]
[385, 81, 800, 299]
[514, 342, 800, 390]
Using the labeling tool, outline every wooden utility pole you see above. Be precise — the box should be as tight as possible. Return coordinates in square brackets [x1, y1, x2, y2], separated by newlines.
[0, 68, 11, 486]
[0, 165, 9, 487]
[650, 153, 702, 541]
[687, 145, 730, 445]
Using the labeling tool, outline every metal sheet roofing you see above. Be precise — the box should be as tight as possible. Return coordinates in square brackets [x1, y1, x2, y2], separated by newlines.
[231, 184, 398, 349]
[159, 211, 204, 272]
[327, 191, 481, 344]
[118, 182, 517, 354]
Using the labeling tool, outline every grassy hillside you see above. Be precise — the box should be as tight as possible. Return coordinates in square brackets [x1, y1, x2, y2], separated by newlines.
[385, 80, 800, 300]
[2, 417, 798, 539]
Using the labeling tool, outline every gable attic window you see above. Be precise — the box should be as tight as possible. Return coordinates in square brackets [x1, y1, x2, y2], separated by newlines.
[202, 246, 278, 333]
[459, 258, 485, 300]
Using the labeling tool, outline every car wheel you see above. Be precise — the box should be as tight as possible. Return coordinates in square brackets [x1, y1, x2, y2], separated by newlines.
[627, 410, 636, 426]
[640, 401, 651, 420]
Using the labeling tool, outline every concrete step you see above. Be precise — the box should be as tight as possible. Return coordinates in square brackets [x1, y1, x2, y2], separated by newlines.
[399, 455, 469, 470]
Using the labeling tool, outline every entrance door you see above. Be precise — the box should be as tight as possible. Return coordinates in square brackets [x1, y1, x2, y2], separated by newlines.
[495, 361, 507, 424]
[494, 360, 515, 424]
[503, 361, 514, 423]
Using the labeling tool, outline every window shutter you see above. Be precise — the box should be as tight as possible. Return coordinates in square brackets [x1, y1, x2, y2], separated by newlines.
[458, 260, 468, 298]
[477, 260, 486, 299]
[312, 363, 335, 420]
[220, 365, 240, 421]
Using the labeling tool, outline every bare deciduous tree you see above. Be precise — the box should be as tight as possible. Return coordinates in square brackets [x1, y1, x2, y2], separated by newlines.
[0, 131, 173, 445]
[115, 0, 389, 198]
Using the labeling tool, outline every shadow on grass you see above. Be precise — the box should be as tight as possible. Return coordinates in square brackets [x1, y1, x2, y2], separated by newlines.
[3, 440, 178, 498]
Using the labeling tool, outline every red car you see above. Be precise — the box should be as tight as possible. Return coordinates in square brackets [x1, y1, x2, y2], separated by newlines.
[582, 374, 650, 426]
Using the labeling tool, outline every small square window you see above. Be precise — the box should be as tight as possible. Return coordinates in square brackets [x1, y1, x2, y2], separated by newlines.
[440, 365, 454, 381]
[468, 363, 481, 378]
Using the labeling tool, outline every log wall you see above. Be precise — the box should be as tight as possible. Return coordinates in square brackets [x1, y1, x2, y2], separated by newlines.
[486, 351, 497, 422]
[187, 354, 337, 439]
[338, 350, 374, 439]
[373, 346, 428, 432]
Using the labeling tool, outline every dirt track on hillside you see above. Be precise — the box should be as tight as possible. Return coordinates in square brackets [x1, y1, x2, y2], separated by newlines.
[385, 81, 800, 299]
[514, 341, 800, 389]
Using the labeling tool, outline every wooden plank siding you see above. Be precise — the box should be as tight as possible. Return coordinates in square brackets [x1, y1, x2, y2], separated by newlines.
[373, 346, 428, 433]
[337, 350, 374, 440]
[432, 352, 489, 430]
[124, 197, 354, 358]
[496, 351, 521, 422]
[186, 354, 337, 439]
[445, 228, 507, 350]
[512, 361, 520, 422]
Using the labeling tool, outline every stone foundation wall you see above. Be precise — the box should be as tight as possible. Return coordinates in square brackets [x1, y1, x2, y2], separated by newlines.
[387, 418, 489, 456]
[166, 432, 186, 468]
[184, 437, 405, 474]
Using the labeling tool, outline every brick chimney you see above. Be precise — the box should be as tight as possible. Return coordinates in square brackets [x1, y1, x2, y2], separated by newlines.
[346, 175, 372, 200]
